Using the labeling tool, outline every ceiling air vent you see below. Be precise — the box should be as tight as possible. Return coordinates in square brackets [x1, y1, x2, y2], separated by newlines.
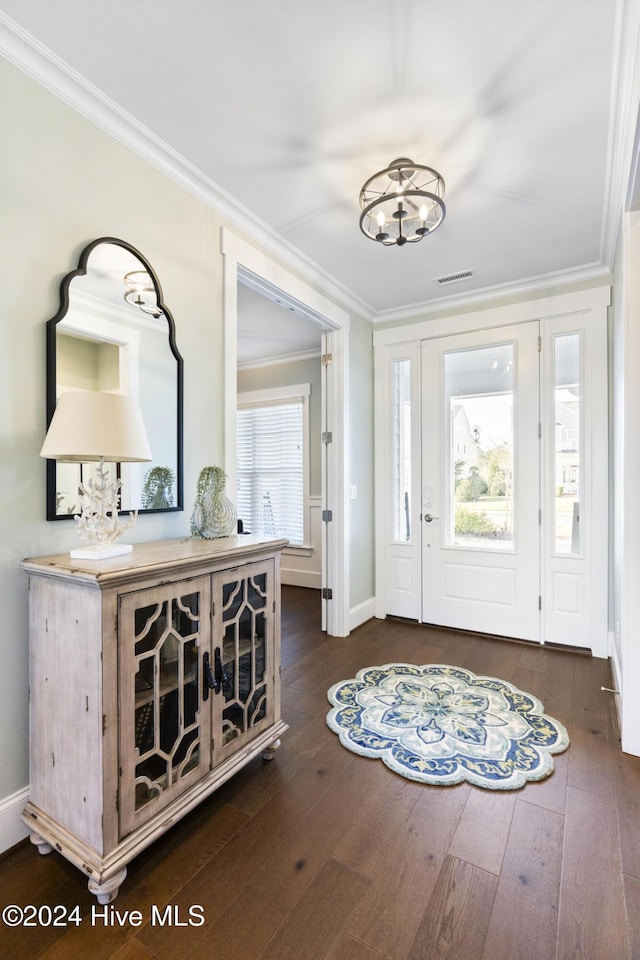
[434, 269, 474, 285]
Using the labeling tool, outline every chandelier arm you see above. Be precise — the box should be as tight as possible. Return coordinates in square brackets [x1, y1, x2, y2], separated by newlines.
[359, 192, 446, 225]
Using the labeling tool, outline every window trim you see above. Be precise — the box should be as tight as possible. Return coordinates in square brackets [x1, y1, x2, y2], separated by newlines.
[237, 383, 311, 548]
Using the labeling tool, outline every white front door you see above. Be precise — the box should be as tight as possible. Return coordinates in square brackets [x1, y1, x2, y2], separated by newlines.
[374, 289, 609, 655]
[421, 323, 541, 641]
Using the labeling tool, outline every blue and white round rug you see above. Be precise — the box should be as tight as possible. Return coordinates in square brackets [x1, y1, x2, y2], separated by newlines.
[326, 663, 569, 790]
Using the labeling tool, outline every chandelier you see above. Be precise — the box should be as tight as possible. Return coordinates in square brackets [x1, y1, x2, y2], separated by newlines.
[359, 157, 446, 246]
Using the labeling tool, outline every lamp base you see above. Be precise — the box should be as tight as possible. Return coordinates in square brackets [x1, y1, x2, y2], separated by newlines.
[70, 543, 133, 560]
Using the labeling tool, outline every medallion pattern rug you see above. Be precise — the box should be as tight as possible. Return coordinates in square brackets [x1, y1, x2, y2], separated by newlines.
[326, 663, 569, 790]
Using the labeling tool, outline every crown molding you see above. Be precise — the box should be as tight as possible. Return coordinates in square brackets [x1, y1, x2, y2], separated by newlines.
[372, 262, 612, 326]
[373, 284, 611, 349]
[238, 348, 322, 372]
[0, 13, 375, 325]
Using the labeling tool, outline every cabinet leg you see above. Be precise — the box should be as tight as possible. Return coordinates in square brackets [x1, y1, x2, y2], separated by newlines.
[87, 868, 127, 904]
[30, 832, 53, 856]
[262, 738, 281, 760]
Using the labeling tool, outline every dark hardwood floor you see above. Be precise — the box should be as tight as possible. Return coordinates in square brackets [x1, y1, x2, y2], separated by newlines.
[2, 585, 639, 959]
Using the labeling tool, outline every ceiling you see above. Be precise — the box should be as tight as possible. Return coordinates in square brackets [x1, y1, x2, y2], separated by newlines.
[0, 1, 621, 319]
[237, 284, 322, 367]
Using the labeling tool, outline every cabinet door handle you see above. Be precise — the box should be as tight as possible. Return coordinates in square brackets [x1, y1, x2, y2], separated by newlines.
[202, 651, 216, 701]
[214, 648, 228, 694]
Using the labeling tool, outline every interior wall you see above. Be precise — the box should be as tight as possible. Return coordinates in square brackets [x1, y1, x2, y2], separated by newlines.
[0, 55, 375, 828]
[614, 210, 640, 755]
[612, 220, 625, 678]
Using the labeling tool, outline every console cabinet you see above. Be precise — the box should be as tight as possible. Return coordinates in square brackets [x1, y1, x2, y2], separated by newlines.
[21, 536, 288, 903]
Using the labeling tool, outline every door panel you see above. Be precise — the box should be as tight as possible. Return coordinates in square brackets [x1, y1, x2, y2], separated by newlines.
[211, 559, 275, 767]
[421, 323, 541, 641]
[119, 575, 211, 839]
[540, 313, 608, 654]
[442, 562, 515, 604]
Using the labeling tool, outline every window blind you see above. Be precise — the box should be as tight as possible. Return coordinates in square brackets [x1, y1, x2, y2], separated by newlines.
[237, 399, 305, 545]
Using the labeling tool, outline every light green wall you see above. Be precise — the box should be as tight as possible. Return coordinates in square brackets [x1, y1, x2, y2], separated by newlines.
[57, 334, 115, 391]
[0, 57, 375, 807]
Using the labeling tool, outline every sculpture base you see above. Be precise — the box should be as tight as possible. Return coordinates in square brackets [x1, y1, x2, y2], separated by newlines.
[70, 543, 133, 560]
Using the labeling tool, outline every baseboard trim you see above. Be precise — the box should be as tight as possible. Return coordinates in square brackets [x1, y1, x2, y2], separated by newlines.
[609, 637, 623, 744]
[350, 597, 376, 632]
[281, 569, 322, 589]
[0, 787, 29, 855]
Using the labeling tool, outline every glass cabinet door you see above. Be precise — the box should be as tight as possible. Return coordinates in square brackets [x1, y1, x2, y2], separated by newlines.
[118, 575, 211, 837]
[211, 559, 275, 763]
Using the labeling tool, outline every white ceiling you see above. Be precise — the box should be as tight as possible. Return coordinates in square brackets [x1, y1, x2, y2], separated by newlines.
[0, 1, 620, 321]
[237, 283, 322, 367]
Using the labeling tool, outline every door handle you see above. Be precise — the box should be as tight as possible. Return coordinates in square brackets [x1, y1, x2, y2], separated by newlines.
[423, 514, 439, 523]
[214, 647, 228, 693]
[202, 648, 228, 700]
[202, 651, 216, 701]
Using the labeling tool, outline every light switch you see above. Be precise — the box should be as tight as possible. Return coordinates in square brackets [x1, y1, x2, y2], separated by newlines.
[350, 485, 357, 500]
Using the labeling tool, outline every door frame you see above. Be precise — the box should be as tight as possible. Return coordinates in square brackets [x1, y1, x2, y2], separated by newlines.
[374, 285, 611, 656]
[221, 228, 351, 637]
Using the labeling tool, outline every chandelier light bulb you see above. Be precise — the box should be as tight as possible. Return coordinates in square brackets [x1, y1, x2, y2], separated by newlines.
[377, 211, 386, 228]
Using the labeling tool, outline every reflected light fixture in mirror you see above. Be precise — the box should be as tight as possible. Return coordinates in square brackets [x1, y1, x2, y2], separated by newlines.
[123, 270, 162, 317]
[40, 390, 152, 559]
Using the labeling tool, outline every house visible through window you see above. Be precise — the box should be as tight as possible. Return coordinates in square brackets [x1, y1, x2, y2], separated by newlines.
[237, 384, 310, 546]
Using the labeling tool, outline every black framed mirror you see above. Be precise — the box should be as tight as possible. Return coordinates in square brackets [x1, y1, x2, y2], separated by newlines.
[45, 237, 184, 519]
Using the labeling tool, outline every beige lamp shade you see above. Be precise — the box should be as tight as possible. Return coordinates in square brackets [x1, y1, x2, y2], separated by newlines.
[40, 390, 153, 463]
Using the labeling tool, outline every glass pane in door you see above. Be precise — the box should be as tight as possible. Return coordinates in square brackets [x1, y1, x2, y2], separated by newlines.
[220, 571, 269, 750]
[445, 343, 514, 549]
[133, 592, 202, 812]
[553, 333, 581, 554]
[392, 359, 412, 541]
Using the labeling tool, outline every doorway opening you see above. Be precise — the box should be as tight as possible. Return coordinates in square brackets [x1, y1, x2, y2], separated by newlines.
[221, 228, 350, 637]
[236, 280, 323, 616]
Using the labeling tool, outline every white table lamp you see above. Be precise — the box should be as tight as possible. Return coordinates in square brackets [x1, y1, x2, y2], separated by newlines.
[40, 390, 152, 559]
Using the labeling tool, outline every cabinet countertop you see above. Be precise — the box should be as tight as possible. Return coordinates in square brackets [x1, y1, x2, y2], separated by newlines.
[21, 535, 289, 586]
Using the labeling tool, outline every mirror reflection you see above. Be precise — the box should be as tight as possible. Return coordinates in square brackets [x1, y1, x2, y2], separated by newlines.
[46, 238, 183, 519]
